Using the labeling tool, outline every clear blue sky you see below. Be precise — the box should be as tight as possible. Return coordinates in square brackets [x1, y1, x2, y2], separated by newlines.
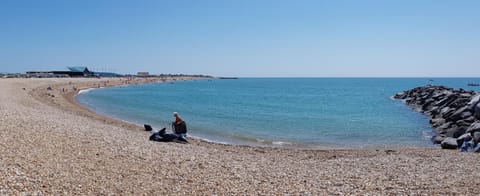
[1, 0, 479, 77]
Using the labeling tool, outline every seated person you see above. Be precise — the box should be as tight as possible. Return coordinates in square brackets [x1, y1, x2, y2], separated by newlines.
[460, 134, 474, 152]
[172, 112, 188, 140]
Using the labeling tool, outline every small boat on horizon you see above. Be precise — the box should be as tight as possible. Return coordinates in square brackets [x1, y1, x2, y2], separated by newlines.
[467, 83, 479, 86]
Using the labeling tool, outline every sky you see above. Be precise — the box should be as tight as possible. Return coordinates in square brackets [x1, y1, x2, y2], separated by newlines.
[0, 0, 479, 77]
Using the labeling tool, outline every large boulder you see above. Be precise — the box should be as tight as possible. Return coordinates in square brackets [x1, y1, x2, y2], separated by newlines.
[440, 108, 457, 121]
[460, 93, 474, 98]
[437, 94, 458, 108]
[441, 137, 458, 149]
[443, 126, 466, 138]
[475, 103, 480, 120]
[440, 107, 451, 115]
[394, 92, 407, 99]
[405, 98, 413, 104]
[430, 106, 440, 117]
[455, 119, 472, 127]
[431, 135, 446, 144]
[461, 111, 472, 119]
[447, 98, 471, 108]
[422, 98, 436, 111]
[473, 132, 480, 146]
[437, 122, 453, 131]
[467, 94, 480, 119]
[456, 133, 473, 148]
[467, 94, 480, 110]
[432, 91, 448, 100]
[430, 118, 446, 128]
[463, 116, 476, 123]
[466, 122, 480, 133]
[446, 106, 470, 122]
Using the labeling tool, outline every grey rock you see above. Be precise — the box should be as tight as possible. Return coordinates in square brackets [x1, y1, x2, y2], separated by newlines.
[460, 93, 473, 98]
[464, 116, 476, 123]
[466, 122, 480, 133]
[460, 111, 472, 119]
[430, 118, 445, 128]
[437, 122, 453, 131]
[457, 126, 469, 138]
[405, 98, 413, 104]
[455, 119, 472, 127]
[444, 126, 465, 138]
[422, 98, 436, 111]
[437, 94, 458, 108]
[446, 98, 470, 108]
[441, 137, 458, 149]
[432, 91, 447, 100]
[457, 133, 472, 140]
[446, 106, 470, 122]
[475, 103, 480, 119]
[456, 133, 472, 147]
[394, 92, 406, 99]
[467, 94, 480, 109]
[474, 132, 480, 146]
[431, 135, 445, 144]
[430, 106, 440, 116]
[440, 107, 451, 115]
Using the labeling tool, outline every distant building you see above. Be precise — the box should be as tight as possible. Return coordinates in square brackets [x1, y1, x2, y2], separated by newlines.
[26, 71, 68, 78]
[137, 72, 150, 77]
[50, 67, 93, 77]
[26, 66, 122, 78]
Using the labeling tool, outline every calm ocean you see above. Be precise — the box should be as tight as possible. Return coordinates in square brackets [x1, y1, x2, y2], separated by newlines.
[77, 78, 480, 148]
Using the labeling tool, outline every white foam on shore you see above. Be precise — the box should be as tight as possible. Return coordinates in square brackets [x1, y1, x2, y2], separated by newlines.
[191, 136, 231, 145]
[272, 141, 293, 146]
[78, 88, 95, 95]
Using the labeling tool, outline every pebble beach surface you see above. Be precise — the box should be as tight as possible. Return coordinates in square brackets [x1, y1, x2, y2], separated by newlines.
[1, 78, 480, 195]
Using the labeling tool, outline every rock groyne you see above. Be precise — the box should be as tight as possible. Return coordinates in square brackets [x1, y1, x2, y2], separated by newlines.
[394, 85, 480, 149]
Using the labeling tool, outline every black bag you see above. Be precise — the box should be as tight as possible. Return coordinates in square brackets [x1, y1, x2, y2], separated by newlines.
[144, 124, 153, 131]
[149, 128, 188, 143]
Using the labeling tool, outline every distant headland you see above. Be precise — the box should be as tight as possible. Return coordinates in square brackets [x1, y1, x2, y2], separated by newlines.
[217, 77, 239, 79]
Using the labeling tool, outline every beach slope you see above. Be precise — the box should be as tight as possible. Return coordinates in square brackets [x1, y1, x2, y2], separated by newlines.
[1, 78, 479, 195]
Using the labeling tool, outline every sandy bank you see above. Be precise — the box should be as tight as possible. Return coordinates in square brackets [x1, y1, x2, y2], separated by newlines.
[1, 77, 479, 195]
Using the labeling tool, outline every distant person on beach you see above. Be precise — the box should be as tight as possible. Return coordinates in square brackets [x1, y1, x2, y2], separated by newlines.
[172, 112, 188, 140]
[460, 134, 474, 152]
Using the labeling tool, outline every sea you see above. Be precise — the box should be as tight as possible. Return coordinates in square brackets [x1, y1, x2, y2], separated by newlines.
[77, 78, 480, 148]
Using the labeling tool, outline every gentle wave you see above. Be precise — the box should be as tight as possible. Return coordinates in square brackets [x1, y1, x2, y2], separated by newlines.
[78, 88, 95, 95]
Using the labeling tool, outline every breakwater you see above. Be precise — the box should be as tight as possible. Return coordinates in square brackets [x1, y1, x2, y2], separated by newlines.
[394, 86, 480, 149]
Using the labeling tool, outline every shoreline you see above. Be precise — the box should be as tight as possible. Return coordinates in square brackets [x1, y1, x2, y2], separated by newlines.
[2, 77, 480, 194]
[71, 78, 426, 150]
[66, 77, 326, 150]
[72, 78, 434, 150]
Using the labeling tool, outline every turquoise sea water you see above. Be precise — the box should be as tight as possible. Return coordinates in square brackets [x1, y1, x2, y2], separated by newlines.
[77, 78, 480, 148]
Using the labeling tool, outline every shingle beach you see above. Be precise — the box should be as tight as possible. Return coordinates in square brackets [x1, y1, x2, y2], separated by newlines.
[1, 78, 479, 195]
